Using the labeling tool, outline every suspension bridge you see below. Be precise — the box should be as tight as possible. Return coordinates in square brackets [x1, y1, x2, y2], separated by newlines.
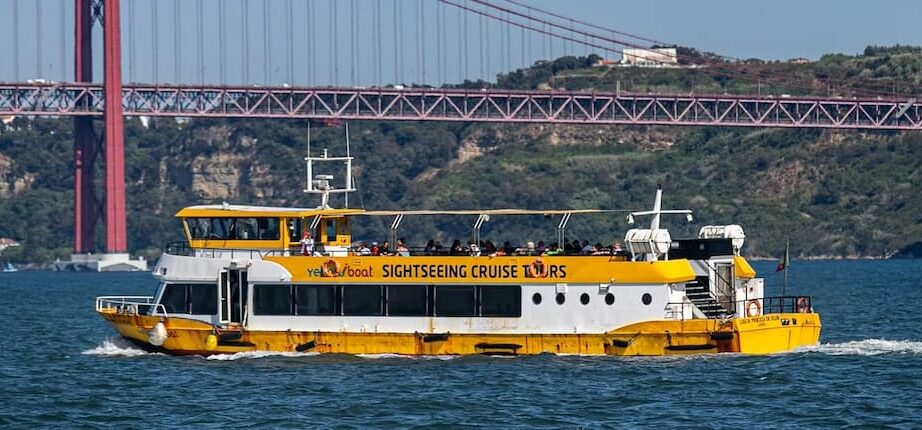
[0, 0, 919, 263]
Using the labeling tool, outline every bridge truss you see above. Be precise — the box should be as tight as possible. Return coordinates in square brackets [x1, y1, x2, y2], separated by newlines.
[1, 83, 920, 130]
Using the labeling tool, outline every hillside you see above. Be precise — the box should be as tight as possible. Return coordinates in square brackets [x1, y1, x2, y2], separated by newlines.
[1, 46, 922, 264]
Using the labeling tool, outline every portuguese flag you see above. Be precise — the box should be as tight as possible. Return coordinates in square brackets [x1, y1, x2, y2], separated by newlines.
[775, 241, 790, 272]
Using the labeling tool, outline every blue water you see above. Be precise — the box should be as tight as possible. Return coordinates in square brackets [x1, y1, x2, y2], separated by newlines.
[1, 260, 922, 428]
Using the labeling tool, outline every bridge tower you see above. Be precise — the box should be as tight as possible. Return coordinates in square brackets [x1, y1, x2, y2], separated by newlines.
[57, 0, 144, 271]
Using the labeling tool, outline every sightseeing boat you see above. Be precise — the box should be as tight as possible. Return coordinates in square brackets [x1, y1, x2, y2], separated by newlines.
[95, 149, 820, 356]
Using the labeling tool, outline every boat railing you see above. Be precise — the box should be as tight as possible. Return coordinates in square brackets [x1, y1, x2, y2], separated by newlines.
[667, 295, 814, 320]
[96, 295, 168, 317]
[164, 241, 289, 259]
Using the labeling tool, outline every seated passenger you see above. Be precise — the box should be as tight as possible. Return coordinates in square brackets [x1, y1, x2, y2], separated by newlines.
[370, 241, 380, 256]
[483, 240, 497, 256]
[612, 240, 625, 256]
[544, 242, 562, 256]
[469, 240, 481, 257]
[396, 239, 410, 257]
[356, 241, 371, 256]
[536, 241, 547, 254]
[380, 241, 392, 256]
[450, 240, 464, 256]
[502, 241, 515, 255]
[525, 241, 536, 256]
[424, 239, 436, 256]
[581, 240, 595, 255]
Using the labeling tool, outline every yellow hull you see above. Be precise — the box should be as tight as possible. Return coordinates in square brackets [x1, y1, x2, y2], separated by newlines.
[99, 309, 820, 356]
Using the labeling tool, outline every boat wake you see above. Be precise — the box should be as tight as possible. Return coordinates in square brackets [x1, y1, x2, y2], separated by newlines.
[205, 350, 320, 361]
[82, 339, 153, 357]
[802, 339, 922, 356]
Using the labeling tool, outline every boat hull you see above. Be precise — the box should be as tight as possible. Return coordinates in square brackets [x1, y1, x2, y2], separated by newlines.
[99, 309, 821, 356]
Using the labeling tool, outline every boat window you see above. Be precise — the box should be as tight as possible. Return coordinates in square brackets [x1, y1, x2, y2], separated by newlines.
[642, 293, 653, 305]
[287, 218, 303, 242]
[295, 285, 337, 315]
[435, 286, 476, 317]
[342, 285, 383, 316]
[480, 286, 521, 317]
[254, 284, 292, 315]
[387, 285, 428, 316]
[189, 284, 218, 315]
[326, 221, 337, 243]
[605, 293, 615, 305]
[532, 292, 542, 305]
[186, 217, 281, 240]
[580, 293, 590, 305]
[555, 293, 566, 305]
[159, 283, 188, 314]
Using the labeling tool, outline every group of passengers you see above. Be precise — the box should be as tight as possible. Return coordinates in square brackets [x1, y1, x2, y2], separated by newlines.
[347, 237, 626, 257]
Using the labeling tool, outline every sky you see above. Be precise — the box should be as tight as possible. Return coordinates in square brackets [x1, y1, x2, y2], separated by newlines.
[0, 0, 920, 87]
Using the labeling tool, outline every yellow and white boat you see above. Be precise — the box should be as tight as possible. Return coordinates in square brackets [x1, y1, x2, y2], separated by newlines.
[96, 149, 820, 356]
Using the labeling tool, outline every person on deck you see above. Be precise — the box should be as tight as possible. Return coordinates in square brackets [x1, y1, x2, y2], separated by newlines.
[299, 232, 315, 256]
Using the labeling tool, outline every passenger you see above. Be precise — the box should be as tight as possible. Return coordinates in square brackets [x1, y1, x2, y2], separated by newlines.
[591, 242, 607, 255]
[370, 241, 380, 256]
[563, 237, 574, 255]
[612, 240, 624, 256]
[483, 240, 497, 256]
[450, 240, 464, 256]
[469, 240, 481, 256]
[502, 241, 515, 255]
[536, 241, 547, 254]
[544, 242, 562, 256]
[380, 241, 392, 256]
[434, 241, 444, 255]
[299, 232, 315, 256]
[581, 240, 594, 255]
[396, 239, 410, 257]
[356, 241, 371, 256]
[424, 239, 436, 255]
[526, 241, 536, 256]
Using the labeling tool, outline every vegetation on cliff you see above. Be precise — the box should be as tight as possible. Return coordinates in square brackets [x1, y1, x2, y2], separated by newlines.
[1, 46, 921, 264]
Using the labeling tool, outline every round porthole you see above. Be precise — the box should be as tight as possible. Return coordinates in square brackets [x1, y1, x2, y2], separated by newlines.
[532, 293, 542, 305]
[555, 293, 566, 305]
[642, 293, 652, 305]
[605, 293, 615, 305]
[580, 293, 590, 305]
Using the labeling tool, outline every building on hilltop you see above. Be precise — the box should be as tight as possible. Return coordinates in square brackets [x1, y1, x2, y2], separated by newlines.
[620, 48, 678, 66]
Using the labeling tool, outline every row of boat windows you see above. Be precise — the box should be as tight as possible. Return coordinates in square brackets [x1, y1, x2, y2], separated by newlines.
[158, 283, 522, 318]
[186, 217, 281, 241]
[254, 284, 522, 317]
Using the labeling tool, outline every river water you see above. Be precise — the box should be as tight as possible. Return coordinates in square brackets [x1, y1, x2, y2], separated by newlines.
[1, 260, 921, 428]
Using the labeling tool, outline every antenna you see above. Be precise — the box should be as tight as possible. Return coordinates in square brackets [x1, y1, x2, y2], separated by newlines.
[303, 124, 357, 209]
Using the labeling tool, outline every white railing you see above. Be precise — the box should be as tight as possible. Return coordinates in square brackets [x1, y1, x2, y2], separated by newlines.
[95, 295, 168, 317]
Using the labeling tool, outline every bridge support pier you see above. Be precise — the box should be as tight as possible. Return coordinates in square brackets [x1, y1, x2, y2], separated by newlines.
[62, 0, 144, 271]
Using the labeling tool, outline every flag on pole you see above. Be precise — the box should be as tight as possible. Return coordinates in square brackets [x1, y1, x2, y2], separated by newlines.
[775, 241, 790, 272]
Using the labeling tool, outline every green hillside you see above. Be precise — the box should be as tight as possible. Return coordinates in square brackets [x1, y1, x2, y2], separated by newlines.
[1, 46, 922, 264]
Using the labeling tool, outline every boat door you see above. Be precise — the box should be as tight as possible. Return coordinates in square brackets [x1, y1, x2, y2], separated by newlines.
[220, 269, 249, 325]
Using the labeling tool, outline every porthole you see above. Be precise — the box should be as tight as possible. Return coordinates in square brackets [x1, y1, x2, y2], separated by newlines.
[642, 293, 652, 305]
[532, 293, 542, 305]
[580, 293, 590, 305]
[605, 293, 615, 305]
[555, 293, 566, 305]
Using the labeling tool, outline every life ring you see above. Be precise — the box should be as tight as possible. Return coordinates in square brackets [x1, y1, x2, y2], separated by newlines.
[321, 259, 342, 277]
[529, 258, 548, 278]
[746, 299, 761, 317]
[796, 297, 810, 313]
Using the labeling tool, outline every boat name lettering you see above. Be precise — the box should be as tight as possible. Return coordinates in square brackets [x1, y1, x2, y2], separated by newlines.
[381, 263, 566, 279]
[307, 264, 374, 277]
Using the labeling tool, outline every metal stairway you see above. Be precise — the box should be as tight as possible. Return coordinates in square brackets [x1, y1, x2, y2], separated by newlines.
[685, 278, 730, 319]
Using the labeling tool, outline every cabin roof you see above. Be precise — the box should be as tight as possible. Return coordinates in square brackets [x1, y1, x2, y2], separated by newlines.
[175, 204, 366, 218]
[177, 205, 631, 219]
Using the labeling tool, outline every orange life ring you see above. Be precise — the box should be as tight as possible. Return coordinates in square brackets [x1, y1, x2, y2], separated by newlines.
[529, 258, 548, 278]
[321, 259, 342, 277]
[796, 296, 809, 313]
[746, 299, 761, 317]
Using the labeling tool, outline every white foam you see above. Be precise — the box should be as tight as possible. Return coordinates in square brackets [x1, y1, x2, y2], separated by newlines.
[204, 350, 321, 360]
[355, 353, 457, 360]
[82, 339, 152, 357]
[802, 339, 922, 356]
